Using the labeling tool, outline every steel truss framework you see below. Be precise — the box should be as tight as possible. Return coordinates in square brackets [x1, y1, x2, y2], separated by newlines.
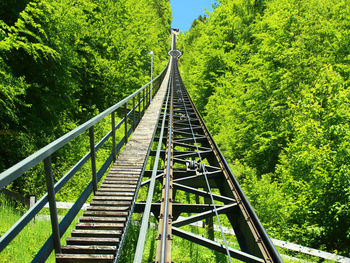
[129, 33, 282, 263]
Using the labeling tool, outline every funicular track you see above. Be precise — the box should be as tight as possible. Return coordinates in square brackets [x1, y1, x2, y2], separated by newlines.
[131, 33, 282, 263]
[0, 31, 282, 263]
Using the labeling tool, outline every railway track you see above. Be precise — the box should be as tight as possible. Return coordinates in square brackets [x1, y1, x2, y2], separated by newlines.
[132, 32, 282, 263]
[0, 30, 281, 263]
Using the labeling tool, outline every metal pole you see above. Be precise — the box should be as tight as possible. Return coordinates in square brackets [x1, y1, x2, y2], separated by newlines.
[133, 96, 136, 131]
[149, 51, 153, 103]
[138, 93, 141, 123]
[43, 157, 61, 254]
[111, 112, 116, 162]
[30, 195, 36, 223]
[89, 127, 97, 193]
[146, 86, 149, 107]
[143, 89, 145, 114]
[124, 103, 128, 144]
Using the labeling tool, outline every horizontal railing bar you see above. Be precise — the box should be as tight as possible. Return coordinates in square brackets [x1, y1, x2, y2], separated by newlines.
[33, 138, 125, 262]
[0, 64, 168, 190]
[33, 123, 134, 261]
[0, 117, 126, 253]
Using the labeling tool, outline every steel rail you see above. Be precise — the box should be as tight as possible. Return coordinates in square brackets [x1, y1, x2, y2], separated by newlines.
[133, 65, 172, 263]
[114, 111, 165, 263]
[173, 64, 233, 263]
[160, 62, 174, 263]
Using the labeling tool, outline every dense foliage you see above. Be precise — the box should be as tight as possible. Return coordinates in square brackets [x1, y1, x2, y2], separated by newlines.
[0, 0, 171, 194]
[178, 0, 350, 256]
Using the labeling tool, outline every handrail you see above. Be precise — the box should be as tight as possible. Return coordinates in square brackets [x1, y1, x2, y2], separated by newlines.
[0, 63, 168, 261]
[0, 64, 168, 190]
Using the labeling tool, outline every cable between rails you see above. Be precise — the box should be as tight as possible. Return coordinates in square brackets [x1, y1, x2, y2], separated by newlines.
[174, 65, 233, 263]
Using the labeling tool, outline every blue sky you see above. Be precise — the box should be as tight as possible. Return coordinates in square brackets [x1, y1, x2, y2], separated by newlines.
[170, 0, 216, 32]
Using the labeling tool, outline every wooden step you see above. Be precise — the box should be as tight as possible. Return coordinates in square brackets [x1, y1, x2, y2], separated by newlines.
[83, 211, 128, 217]
[66, 237, 119, 246]
[56, 253, 114, 262]
[101, 183, 138, 187]
[103, 180, 138, 185]
[71, 230, 122, 238]
[76, 222, 125, 230]
[80, 217, 127, 223]
[61, 245, 117, 254]
[89, 200, 131, 206]
[103, 185, 137, 190]
[109, 167, 141, 172]
[107, 173, 140, 177]
[95, 191, 134, 196]
[104, 177, 138, 180]
[99, 185, 136, 191]
[93, 196, 133, 201]
[97, 187, 136, 192]
[98, 187, 135, 193]
[87, 206, 130, 212]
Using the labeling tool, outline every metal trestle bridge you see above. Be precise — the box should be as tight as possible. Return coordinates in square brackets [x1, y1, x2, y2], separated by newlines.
[0, 31, 282, 263]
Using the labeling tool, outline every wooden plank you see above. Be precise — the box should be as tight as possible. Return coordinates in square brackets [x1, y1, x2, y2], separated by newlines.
[56, 253, 114, 262]
[80, 217, 127, 223]
[95, 191, 134, 196]
[66, 237, 119, 246]
[89, 200, 131, 206]
[61, 245, 117, 254]
[71, 230, 122, 238]
[75, 222, 125, 230]
[92, 196, 133, 201]
[83, 211, 128, 217]
[86, 206, 130, 212]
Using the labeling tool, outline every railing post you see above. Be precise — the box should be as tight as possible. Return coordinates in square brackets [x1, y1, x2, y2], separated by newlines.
[146, 86, 149, 108]
[133, 96, 136, 131]
[30, 195, 36, 223]
[138, 92, 141, 124]
[143, 89, 145, 113]
[89, 126, 97, 193]
[124, 103, 128, 144]
[111, 112, 116, 162]
[43, 157, 61, 254]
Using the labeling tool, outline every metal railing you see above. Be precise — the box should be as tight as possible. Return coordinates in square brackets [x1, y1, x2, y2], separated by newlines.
[0, 64, 168, 262]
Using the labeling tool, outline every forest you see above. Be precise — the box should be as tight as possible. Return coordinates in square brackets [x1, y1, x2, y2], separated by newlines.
[178, 0, 350, 257]
[0, 0, 349, 260]
[0, 0, 171, 196]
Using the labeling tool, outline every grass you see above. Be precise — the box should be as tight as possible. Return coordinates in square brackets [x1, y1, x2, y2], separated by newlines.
[0, 195, 81, 262]
[1, 194, 339, 263]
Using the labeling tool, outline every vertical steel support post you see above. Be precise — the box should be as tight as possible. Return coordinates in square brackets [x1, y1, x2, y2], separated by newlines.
[138, 93, 141, 124]
[89, 126, 97, 193]
[151, 54, 153, 103]
[111, 112, 116, 163]
[133, 96, 136, 131]
[143, 89, 145, 114]
[43, 157, 61, 254]
[124, 103, 128, 144]
[149, 50, 153, 103]
[146, 86, 149, 107]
